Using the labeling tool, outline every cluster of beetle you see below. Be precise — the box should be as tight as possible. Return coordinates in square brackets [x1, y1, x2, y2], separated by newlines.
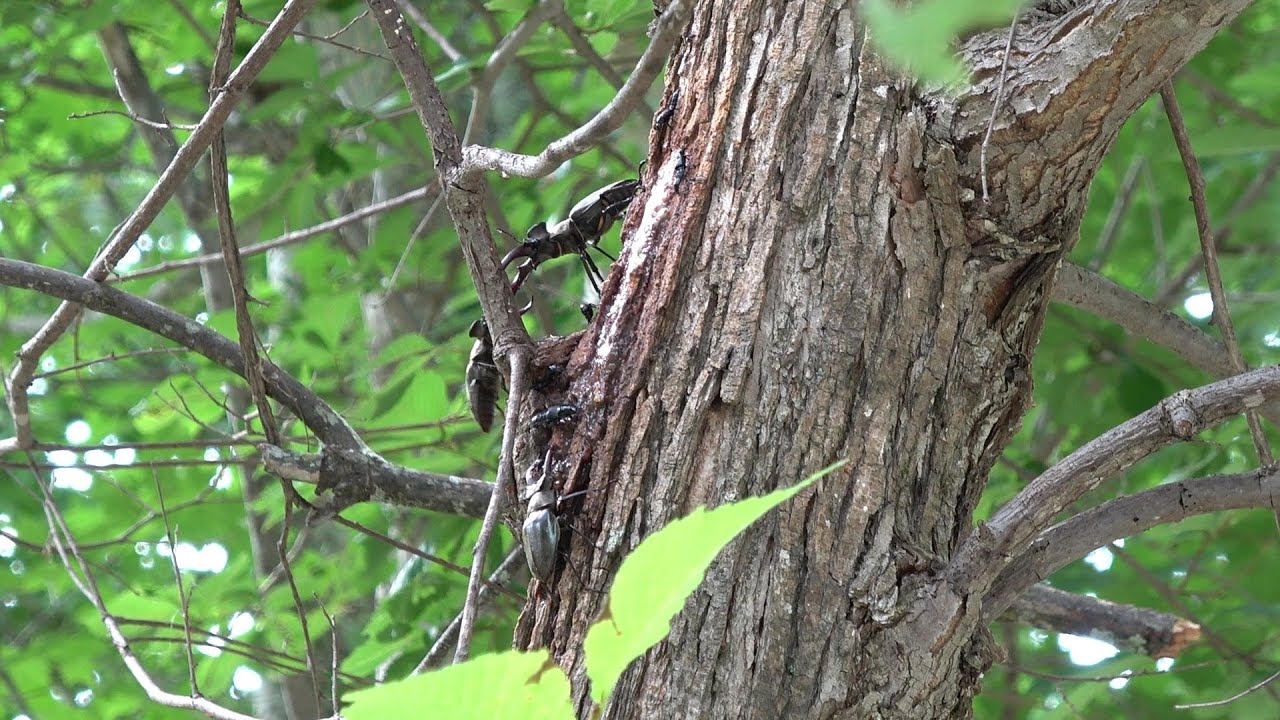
[463, 177, 642, 582]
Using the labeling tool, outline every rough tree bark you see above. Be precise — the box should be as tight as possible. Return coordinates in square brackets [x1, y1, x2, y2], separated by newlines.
[512, 1, 1253, 718]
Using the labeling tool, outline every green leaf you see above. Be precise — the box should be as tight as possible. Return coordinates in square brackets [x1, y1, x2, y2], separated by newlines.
[1189, 125, 1280, 156]
[862, 0, 1022, 88]
[343, 649, 573, 720]
[582, 464, 840, 705]
[1115, 362, 1166, 417]
[312, 141, 353, 177]
[484, 0, 527, 15]
[583, 0, 640, 27]
[366, 369, 449, 424]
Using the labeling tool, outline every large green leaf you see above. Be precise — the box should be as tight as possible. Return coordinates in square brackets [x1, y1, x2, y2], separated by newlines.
[583, 465, 839, 705]
[343, 650, 573, 720]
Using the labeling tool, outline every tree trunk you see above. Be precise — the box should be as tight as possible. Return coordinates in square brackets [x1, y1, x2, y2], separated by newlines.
[514, 1, 1249, 717]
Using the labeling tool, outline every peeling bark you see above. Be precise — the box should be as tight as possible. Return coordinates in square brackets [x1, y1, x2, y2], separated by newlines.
[510, 1, 1251, 718]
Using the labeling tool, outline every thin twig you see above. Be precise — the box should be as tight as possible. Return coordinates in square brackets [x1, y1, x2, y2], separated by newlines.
[549, 0, 654, 117]
[1, 486, 219, 552]
[1153, 153, 1280, 307]
[1182, 71, 1277, 129]
[332, 516, 521, 599]
[238, 7, 388, 60]
[385, 187, 448, 292]
[317, 598, 341, 717]
[1175, 667, 1280, 709]
[34, 347, 189, 378]
[395, 0, 464, 61]
[117, 616, 371, 686]
[460, 1, 557, 147]
[115, 186, 433, 283]
[0, 665, 35, 718]
[1139, 160, 1169, 283]
[210, 0, 283, 449]
[29, 455, 261, 720]
[454, 347, 531, 663]
[980, 10, 1020, 203]
[155, 473, 200, 697]
[0, 457, 236, 472]
[1004, 659, 1223, 684]
[1087, 156, 1145, 270]
[254, 524, 312, 594]
[163, 0, 219, 50]
[278, 498, 324, 709]
[1111, 545, 1280, 703]
[1159, 82, 1272, 465]
[326, 9, 370, 40]
[68, 108, 197, 130]
[417, 547, 526, 672]
[462, 0, 695, 178]
[158, 380, 234, 438]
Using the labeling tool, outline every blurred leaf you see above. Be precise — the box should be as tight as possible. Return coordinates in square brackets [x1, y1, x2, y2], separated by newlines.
[863, 0, 1022, 87]
[1115, 362, 1167, 417]
[1191, 125, 1280, 156]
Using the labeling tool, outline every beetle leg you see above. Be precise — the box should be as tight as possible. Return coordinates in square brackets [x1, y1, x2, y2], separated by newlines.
[576, 249, 606, 295]
[590, 244, 617, 262]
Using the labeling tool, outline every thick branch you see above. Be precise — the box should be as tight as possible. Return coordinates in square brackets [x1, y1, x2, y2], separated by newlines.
[0, 258, 359, 448]
[260, 446, 491, 519]
[986, 468, 1280, 616]
[364, 0, 528, 365]
[954, 0, 1254, 230]
[948, 365, 1280, 597]
[1005, 584, 1201, 659]
[1054, 263, 1280, 425]
[0, 260, 495, 519]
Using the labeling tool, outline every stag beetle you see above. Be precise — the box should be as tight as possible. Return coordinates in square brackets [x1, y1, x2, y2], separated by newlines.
[521, 448, 562, 581]
[523, 485, 560, 581]
[528, 404, 580, 429]
[500, 179, 641, 296]
[465, 319, 500, 432]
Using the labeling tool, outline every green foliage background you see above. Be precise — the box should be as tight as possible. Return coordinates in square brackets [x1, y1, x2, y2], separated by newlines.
[0, 0, 1278, 718]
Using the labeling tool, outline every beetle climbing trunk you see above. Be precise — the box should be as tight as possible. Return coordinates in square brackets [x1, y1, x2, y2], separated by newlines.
[511, 1, 1251, 717]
